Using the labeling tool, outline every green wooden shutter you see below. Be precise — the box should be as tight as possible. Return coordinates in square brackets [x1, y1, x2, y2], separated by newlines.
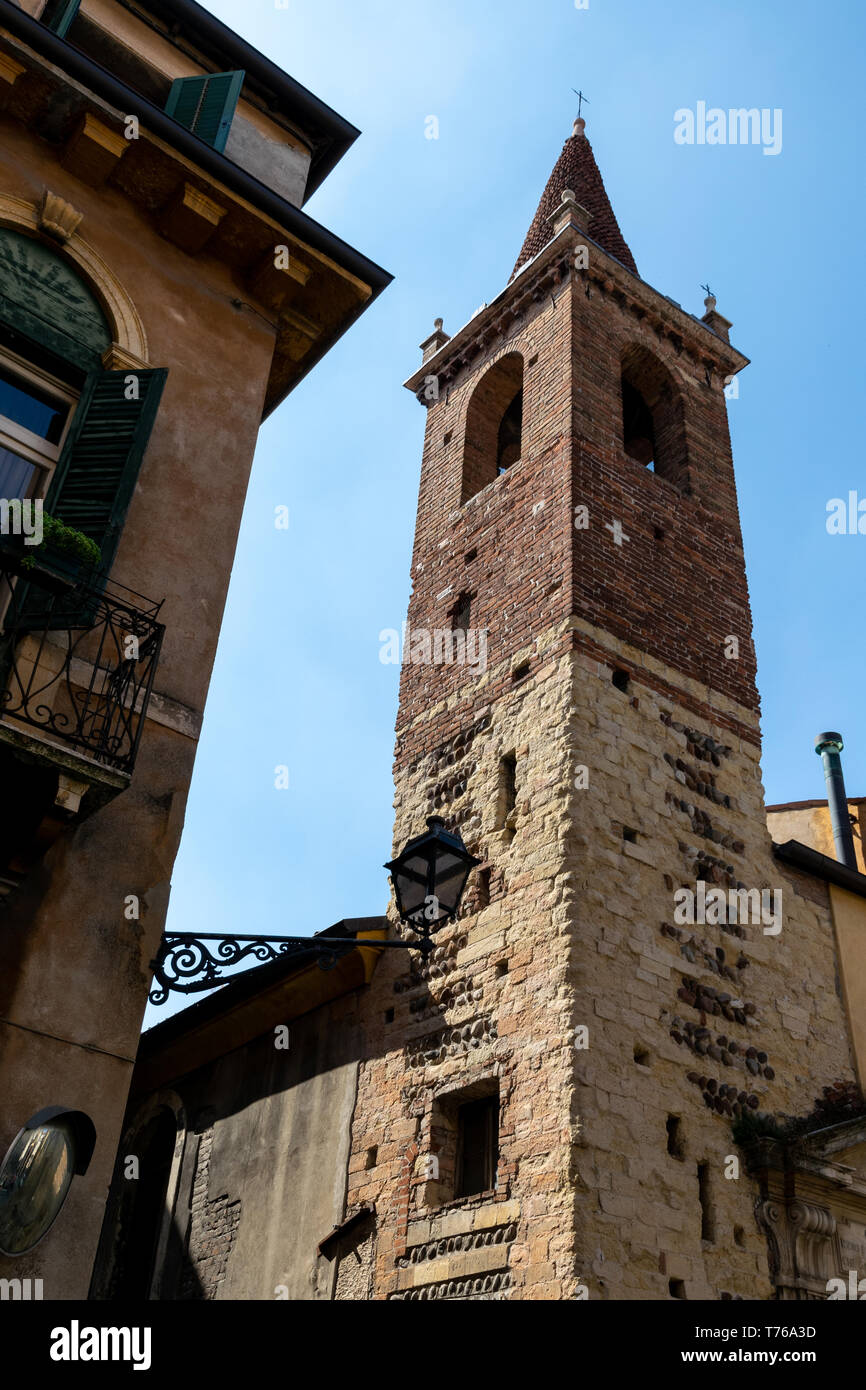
[165, 71, 245, 153]
[42, 0, 81, 38]
[46, 367, 167, 579]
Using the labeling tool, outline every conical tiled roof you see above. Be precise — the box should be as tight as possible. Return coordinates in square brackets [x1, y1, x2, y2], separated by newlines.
[512, 118, 637, 280]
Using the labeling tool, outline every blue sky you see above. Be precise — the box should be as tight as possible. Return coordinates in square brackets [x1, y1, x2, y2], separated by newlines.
[148, 0, 866, 1025]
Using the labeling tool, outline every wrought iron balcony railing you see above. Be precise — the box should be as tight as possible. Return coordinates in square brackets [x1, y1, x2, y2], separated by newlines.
[0, 556, 164, 776]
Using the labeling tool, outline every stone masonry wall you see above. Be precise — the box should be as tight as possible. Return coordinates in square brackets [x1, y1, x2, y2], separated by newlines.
[565, 617, 857, 1298]
[342, 637, 578, 1299]
[339, 232, 859, 1299]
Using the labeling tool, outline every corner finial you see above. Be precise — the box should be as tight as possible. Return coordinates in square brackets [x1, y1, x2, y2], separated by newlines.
[547, 188, 591, 235]
[419, 317, 450, 364]
[700, 284, 733, 343]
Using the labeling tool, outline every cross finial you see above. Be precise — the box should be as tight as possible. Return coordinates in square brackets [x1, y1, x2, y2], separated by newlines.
[572, 89, 590, 120]
[701, 282, 714, 300]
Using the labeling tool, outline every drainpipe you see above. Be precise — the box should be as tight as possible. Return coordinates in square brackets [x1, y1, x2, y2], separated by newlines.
[814, 732, 857, 870]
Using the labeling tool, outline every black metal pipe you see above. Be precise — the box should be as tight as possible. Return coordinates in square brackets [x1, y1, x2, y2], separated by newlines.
[815, 732, 857, 870]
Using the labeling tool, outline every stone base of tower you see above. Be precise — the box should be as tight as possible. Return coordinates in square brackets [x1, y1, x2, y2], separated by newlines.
[334, 617, 864, 1301]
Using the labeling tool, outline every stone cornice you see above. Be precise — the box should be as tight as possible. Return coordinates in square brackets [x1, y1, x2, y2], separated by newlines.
[0, 12, 391, 417]
[405, 222, 749, 402]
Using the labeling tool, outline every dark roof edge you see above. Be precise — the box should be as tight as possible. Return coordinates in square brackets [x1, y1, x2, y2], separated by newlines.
[767, 798, 866, 811]
[0, 1, 392, 296]
[772, 839, 866, 899]
[124, 0, 359, 198]
[139, 916, 388, 1054]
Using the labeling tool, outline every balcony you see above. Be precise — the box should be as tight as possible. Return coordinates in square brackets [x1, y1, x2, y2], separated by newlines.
[0, 545, 164, 900]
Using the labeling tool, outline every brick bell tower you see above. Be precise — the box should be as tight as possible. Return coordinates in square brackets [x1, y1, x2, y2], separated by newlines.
[339, 117, 862, 1301]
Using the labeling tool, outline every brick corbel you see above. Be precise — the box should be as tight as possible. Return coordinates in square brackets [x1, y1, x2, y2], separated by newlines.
[62, 112, 129, 187]
[158, 183, 226, 254]
[247, 246, 312, 312]
[0, 51, 25, 110]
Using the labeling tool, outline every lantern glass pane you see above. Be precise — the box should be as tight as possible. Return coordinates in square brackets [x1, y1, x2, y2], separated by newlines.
[433, 850, 470, 912]
[393, 851, 431, 915]
[395, 872, 428, 916]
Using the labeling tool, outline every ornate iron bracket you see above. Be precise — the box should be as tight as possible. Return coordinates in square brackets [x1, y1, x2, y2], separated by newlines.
[148, 928, 435, 1006]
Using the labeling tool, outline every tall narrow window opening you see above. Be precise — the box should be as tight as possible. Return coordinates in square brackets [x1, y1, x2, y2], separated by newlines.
[455, 1095, 499, 1198]
[497, 388, 523, 473]
[462, 353, 524, 501]
[620, 344, 689, 489]
[698, 1161, 715, 1242]
[497, 752, 517, 841]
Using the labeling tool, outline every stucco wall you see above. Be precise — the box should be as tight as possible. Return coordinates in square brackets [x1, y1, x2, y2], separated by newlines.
[78, 0, 313, 204]
[95, 997, 363, 1301]
[766, 803, 866, 874]
[0, 108, 276, 1296]
[830, 883, 866, 1092]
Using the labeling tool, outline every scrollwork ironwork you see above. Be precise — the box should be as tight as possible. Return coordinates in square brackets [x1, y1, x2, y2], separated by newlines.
[148, 934, 329, 1006]
[148, 929, 433, 1005]
[0, 559, 164, 774]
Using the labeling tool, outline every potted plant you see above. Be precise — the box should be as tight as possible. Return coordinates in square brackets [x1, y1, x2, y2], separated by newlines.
[0, 513, 101, 593]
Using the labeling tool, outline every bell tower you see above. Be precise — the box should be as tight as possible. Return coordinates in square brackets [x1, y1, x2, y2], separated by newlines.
[341, 117, 862, 1301]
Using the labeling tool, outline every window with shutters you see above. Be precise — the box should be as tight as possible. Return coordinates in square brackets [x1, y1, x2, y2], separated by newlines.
[0, 230, 168, 589]
[0, 231, 167, 781]
[44, 368, 167, 579]
[165, 71, 245, 153]
[0, 349, 76, 503]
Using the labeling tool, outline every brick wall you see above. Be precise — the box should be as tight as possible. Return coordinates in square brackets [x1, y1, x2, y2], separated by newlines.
[338, 228, 859, 1300]
[179, 1124, 240, 1300]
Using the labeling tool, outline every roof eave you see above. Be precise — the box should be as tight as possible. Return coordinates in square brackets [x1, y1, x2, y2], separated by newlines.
[404, 223, 749, 394]
[103, 0, 360, 198]
[0, 2, 390, 292]
[133, 918, 388, 1092]
[773, 838, 866, 899]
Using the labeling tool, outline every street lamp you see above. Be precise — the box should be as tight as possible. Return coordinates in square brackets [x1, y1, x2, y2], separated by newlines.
[149, 817, 480, 1002]
[385, 815, 481, 954]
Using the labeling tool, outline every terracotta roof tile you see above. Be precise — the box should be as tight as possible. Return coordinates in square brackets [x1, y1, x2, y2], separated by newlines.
[512, 119, 637, 280]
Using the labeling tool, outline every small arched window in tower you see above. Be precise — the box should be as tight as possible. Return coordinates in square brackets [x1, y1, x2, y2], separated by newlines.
[462, 353, 524, 502]
[622, 377, 656, 469]
[620, 344, 689, 490]
[497, 387, 522, 473]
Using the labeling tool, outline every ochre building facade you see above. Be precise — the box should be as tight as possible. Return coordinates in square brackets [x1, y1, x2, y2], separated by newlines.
[0, 0, 388, 1299]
